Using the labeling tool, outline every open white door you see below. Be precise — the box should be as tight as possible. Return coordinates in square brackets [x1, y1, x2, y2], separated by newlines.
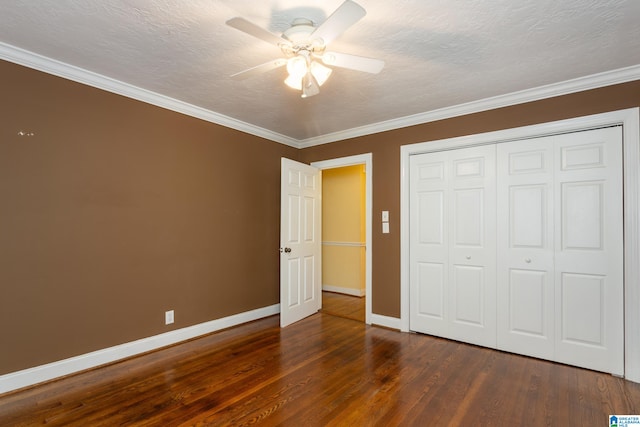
[280, 158, 321, 327]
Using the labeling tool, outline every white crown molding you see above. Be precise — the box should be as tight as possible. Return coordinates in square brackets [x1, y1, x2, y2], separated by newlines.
[298, 64, 640, 148]
[0, 303, 280, 395]
[1, 41, 638, 149]
[0, 42, 299, 148]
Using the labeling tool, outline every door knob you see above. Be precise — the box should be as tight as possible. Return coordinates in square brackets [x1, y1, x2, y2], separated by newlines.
[466, 255, 471, 260]
[525, 258, 531, 263]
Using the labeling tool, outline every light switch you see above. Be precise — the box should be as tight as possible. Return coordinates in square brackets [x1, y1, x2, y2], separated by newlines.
[382, 210, 389, 222]
[382, 222, 390, 234]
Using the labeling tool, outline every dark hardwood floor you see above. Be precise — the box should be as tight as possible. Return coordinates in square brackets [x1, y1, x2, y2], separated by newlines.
[1, 312, 639, 426]
[320, 291, 365, 322]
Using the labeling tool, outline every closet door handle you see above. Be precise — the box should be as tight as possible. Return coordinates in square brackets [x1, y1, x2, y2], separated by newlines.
[465, 256, 471, 260]
[525, 258, 531, 263]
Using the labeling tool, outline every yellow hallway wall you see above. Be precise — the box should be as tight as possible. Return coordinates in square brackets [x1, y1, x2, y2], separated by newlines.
[322, 165, 366, 295]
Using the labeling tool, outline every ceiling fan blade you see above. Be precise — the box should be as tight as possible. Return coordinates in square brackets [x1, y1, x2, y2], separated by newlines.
[226, 17, 286, 47]
[231, 58, 287, 80]
[310, 0, 366, 45]
[322, 51, 385, 74]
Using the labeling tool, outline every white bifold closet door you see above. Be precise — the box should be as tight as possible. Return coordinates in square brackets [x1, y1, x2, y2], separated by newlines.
[410, 126, 623, 375]
[409, 145, 497, 348]
[496, 136, 555, 360]
[497, 127, 623, 375]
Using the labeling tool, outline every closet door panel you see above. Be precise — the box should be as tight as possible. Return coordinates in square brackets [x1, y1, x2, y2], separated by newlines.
[510, 185, 546, 248]
[452, 264, 484, 325]
[416, 262, 445, 320]
[561, 181, 603, 251]
[453, 188, 484, 247]
[508, 269, 547, 336]
[554, 127, 623, 375]
[497, 139, 555, 359]
[448, 146, 496, 347]
[410, 145, 496, 347]
[409, 153, 450, 336]
[560, 273, 605, 346]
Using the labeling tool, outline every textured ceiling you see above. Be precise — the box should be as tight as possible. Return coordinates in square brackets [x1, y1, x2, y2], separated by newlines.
[0, 0, 639, 146]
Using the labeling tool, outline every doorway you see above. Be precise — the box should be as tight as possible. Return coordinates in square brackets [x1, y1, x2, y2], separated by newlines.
[320, 164, 366, 322]
[312, 153, 372, 324]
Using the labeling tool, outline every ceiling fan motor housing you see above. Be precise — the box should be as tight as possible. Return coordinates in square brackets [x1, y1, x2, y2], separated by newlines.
[282, 18, 324, 56]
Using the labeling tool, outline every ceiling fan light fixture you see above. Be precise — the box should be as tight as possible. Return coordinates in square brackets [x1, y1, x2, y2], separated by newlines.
[284, 74, 303, 90]
[301, 71, 320, 98]
[309, 61, 332, 86]
[228, 1, 383, 98]
[286, 55, 308, 80]
[285, 54, 332, 95]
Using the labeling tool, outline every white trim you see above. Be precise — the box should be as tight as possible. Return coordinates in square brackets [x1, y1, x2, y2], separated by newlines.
[370, 314, 401, 330]
[0, 304, 280, 395]
[0, 42, 299, 148]
[322, 241, 365, 247]
[322, 285, 365, 297]
[400, 108, 640, 383]
[312, 153, 373, 325]
[2, 41, 639, 149]
[298, 65, 640, 148]
[623, 109, 640, 383]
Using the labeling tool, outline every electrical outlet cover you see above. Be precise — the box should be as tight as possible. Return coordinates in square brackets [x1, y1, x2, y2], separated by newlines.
[165, 310, 174, 325]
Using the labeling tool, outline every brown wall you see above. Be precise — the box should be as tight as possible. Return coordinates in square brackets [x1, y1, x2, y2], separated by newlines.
[0, 60, 298, 375]
[2, 56, 639, 377]
[299, 80, 640, 318]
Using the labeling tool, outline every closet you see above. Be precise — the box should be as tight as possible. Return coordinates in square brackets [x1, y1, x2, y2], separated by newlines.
[409, 126, 623, 375]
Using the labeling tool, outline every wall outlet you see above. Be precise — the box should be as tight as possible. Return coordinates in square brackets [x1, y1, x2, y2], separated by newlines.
[165, 310, 174, 325]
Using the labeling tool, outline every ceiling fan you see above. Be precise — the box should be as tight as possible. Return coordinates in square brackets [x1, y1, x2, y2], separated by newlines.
[226, 0, 385, 98]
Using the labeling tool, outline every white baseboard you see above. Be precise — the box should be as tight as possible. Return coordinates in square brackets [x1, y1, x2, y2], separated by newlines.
[370, 314, 402, 330]
[0, 304, 280, 395]
[322, 285, 365, 297]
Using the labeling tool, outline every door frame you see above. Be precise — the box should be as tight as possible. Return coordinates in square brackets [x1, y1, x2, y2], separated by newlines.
[400, 108, 640, 383]
[312, 153, 373, 325]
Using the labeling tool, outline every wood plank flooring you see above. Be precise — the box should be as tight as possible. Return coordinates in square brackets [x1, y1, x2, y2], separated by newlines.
[319, 291, 365, 322]
[1, 312, 639, 426]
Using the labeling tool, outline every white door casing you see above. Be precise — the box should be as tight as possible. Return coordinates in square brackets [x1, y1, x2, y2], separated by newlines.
[280, 158, 321, 327]
[409, 145, 497, 348]
[311, 153, 373, 326]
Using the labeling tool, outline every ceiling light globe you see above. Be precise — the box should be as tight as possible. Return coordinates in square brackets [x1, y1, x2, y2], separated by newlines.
[284, 74, 302, 90]
[287, 56, 308, 79]
[309, 61, 332, 86]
